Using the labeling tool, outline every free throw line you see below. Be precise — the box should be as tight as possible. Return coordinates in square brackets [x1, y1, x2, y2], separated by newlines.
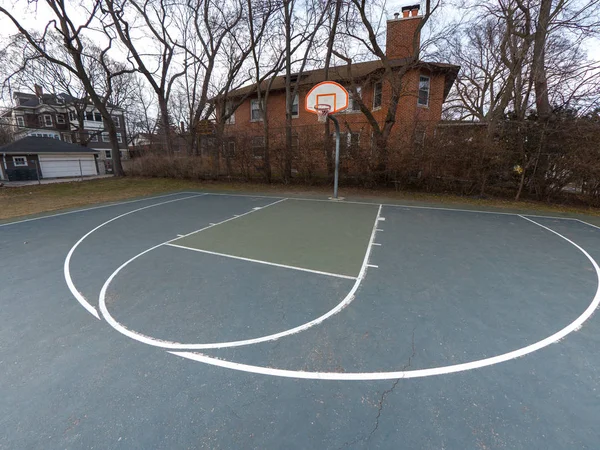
[165, 243, 357, 280]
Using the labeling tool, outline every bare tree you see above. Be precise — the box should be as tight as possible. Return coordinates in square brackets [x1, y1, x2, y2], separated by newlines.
[0, 1, 135, 176]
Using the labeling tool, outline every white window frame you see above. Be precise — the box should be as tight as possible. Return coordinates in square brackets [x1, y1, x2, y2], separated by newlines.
[112, 115, 121, 127]
[56, 114, 65, 124]
[101, 132, 110, 143]
[250, 99, 263, 122]
[44, 114, 53, 127]
[290, 94, 299, 118]
[225, 102, 235, 125]
[85, 111, 94, 121]
[348, 87, 362, 112]
[105, 150, 112, 159]
[373, 82, 383, 110]
[94, 112, 102, 122]
[62, 134, 72, 143]
[116, 133, 123, 143]
[69, 111, 77, 121]
[418, 75, 430, 107]
[16, 116, 25, 128]
[13, 156, 28, 167]
[89, 133, 99, 143]
[38, 115, 44, 127]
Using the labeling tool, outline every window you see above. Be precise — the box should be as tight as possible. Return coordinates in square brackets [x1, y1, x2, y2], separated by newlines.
[13, 156, 27, 167]
[116, 133, 123, 143]
[44, 115, 53, 127]
[348, 87, 362, 112]
[251, 136, 265, 158]
[56, 114, 65, 124]
[16, 116, 25, 128]
[373, 82, 382, 109]
[225, 102, 235, 124]
[289, 94, 299, 118]
[94, 112, 102, 122]
[53, 135, 60, 139]
[112, 115, 121, 127]
[105, 150, 112, 159]
[102, 132, 110, 142]
[418, 76, 430, 106]
[85, 111, 94, 121]
[89, 133, 99, 142]
[63, 134, 72, 143]
[223, 139, 236, 157]
[38, 116, 44, 127]
[120, 150, 127, 160]
[69, 111, 77, 121]
[250, 99, 263, 122]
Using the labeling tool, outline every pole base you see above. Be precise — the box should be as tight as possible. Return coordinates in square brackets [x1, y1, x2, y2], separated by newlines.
[328, 196, 345, 201]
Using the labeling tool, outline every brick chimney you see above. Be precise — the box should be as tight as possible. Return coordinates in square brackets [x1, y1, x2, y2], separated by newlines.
[386, 4, 422, 60]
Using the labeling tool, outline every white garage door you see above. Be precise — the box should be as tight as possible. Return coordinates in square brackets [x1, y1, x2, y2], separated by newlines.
[39, 154, 97, 178]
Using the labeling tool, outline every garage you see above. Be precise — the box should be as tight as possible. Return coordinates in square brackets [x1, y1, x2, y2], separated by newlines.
[1, 136, 99, 181]
[39, 154, 97, 178]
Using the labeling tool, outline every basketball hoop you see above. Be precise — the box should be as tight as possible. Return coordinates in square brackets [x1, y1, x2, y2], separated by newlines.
[315, 104, 331, 123]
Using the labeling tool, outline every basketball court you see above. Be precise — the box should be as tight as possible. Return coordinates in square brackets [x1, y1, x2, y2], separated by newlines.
[2, 190, 600, 448]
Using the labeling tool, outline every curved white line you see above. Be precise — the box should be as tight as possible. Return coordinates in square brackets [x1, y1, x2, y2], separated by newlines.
[97, 204, 383, 349]
[167, 215, 600, 379]
[64, 194, 206, 318]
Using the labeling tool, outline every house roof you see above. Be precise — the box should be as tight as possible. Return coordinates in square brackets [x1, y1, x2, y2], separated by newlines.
[0, 137, 100, 155]
[223, 59, 460, 101]
[11, 91, 124, 110]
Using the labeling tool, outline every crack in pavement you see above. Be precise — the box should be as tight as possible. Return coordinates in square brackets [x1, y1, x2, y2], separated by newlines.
[340, 330, 416, 448]
[367, 330, 416, 440]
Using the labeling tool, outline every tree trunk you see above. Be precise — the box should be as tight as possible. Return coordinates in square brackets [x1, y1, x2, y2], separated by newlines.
[532, 0, 552, 123]
[158, 97, 173, 155]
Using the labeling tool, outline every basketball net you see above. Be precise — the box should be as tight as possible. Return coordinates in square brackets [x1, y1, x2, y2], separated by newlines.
[315, 104, 331, 123]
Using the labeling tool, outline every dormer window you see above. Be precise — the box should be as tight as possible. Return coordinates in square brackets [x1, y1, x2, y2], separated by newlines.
[16, 116, 25, 128]
[44, 114, 53, 127]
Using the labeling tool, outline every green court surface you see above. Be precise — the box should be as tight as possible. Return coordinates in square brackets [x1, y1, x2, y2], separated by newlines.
[170, 199, 379, 277]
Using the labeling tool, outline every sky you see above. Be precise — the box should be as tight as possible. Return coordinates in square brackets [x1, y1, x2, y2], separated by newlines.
[0, 0, 598, 106]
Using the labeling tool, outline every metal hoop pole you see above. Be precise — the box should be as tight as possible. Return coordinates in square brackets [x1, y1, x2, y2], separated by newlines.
[327, 114, 341, 199]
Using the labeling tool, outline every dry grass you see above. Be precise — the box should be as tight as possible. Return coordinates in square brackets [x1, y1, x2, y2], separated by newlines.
[1, 176, 599, 224]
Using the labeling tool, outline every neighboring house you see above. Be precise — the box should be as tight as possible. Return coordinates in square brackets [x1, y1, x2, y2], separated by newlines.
[219, 5, 459, 169]
[0, 86, 129, 174]
[0, 136, 99, 181]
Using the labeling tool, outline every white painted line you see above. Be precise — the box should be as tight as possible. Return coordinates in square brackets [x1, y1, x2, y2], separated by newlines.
[166, 244, 356, 280]
[378, 217, 386, 221]
[575, 219, 600, 231]
[367, 264, 378, 268]
[64, 194, 207, 319]
[372, 243, 382, 246]
[95, 203, 383, 350]
[194, 191, 583, 221]
[376, 229, 384, 232]
[171, 217, 600, 379]
[0, 192, 193, 228]
[177, 234, 185, 237]
[170, 198, 287, 242]
[252, 207, 262, 210]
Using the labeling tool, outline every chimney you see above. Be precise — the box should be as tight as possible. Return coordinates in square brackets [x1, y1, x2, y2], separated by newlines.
[386, 5, 422, 60]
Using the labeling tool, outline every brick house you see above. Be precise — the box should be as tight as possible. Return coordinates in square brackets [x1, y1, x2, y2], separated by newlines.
[1, 86, 129, 174]
[219, 5, 459, 174]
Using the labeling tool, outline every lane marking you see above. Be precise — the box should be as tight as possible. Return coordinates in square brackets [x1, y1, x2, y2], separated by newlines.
[373, 243, 382, 246]
[576, 219, 600, 231]
[95, 204, 383, 350]
[378, 217, 386, 221]
[192, 191, 583, 221]
[0, 192, 192, 228]
[367, 264, 379, 268]
[169, 214, 600, 380]
[64, 194, 207, 319]
[376, 229, 384, 232]
[177, 234, 185, 237]
[165, 244, 357, 280]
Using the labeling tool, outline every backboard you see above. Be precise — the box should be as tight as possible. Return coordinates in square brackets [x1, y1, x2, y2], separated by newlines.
[305, 81, 349, 115]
